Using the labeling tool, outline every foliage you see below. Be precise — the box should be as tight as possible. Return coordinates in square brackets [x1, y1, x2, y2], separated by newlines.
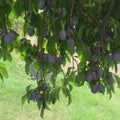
[0, 0, 120, 117]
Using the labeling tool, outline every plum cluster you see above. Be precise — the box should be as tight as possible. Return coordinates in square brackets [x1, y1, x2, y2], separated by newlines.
[29, 82, 49, 102]
[90, 45, 102, 63]
[0, 29, 17, 44]
[108, 52, 120, 62]
[59, 27, 75, 48]
[85, 67, 104, 82]
[103, 31, 113, 44]
[37, 53, 62, 65]
[38, 0, 51, 16]
[29, 92, 42, 102]
[85, 67, 114, 94]
[57, 7, 67, 17]
[91, 84, 105, 94]
[4, 32, 17, 44]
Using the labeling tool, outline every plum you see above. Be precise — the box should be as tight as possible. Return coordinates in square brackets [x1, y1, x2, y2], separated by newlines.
[4, 32, 17, 44]
[42, 82, 48, 90]
[85, 71, 93, 82]
[58, 7, 67, 17]
[43, 53, 49, 61]
[67, 38, 74, 47]
[44, 7, 51, 16]
[36, 93, 42, 102]
[72, 16, 78, 26]
[91, 71, 97, 80]
[66, 29, 74, 37]
[113, 52, 120, 62]
[90, 45, 102, 54]
[28, 28, 35, 36]
[106, 76, 114, 85]
[38, 0, 46, 10]
[98, 84, 105, 93]
[59, 29, 67, 40]
[92, 54, 99, 62]
[96, 67, 104, 77]
[29, 92, 36, 100]
[48, 54, 55, 63]
[104, 32, 112, 43]
[43, 30, 50, 39]
[91, 85, 98, 93]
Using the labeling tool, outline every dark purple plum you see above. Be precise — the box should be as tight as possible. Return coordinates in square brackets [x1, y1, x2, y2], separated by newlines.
[67, 38, 74, 47]
[90, 45, 102, 54]
[106, 76, 114, 85]
[28, 28, 35, 36]
[36, 93, 42, 102]
[66, 29, 74, 37]
[38, 0, 46, 10]
[92, 55, 99, 62]
[59, 29, 67, 40]
[48, 54, 55, 63]
[98, 84, 105, 93]
[58, 7, 67, 17]
[113, 52, 120, 62]
[43, 30, 50, 39]
[104, 32, 112, 43]
[96, 67, 104, 77]
[43, 53, 49, 61]
[29, 92, 36, 100]
[4, 32, 17, 44]
[85, 71, 93, 82]
[72, 16, 78, 25]
[44, 7, 51, 16]
[91, 85, 98, 93]
[42, 82, 48, 90]
[91, 71, 97, 80]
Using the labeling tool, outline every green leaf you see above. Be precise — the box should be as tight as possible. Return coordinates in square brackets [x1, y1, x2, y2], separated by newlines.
[14, 0, 24, 17]
[40, 106, 45, 118]
[21, 94, 27, 105]
[68, 84, 73, 92]
[62, 87, 72, 105]
[0, 67, 8, 78]
[0, 73, 4, 82]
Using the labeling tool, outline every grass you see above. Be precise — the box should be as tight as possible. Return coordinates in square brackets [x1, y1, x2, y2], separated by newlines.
[0, 53, 120, 120]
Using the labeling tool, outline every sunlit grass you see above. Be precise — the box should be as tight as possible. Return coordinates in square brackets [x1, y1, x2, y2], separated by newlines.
[0, 53, 120, 120]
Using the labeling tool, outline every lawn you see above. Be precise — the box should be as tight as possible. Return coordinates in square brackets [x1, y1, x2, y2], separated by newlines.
[0, 53, 120, 120]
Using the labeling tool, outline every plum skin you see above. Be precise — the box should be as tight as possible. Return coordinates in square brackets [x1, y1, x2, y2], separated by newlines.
[29, 92, 36, 100]
[91, 85, 98, 93]
[59, 29, 67, 40]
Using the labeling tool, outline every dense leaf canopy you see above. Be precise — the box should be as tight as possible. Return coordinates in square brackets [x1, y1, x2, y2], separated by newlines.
[0, 0, 120, 117]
